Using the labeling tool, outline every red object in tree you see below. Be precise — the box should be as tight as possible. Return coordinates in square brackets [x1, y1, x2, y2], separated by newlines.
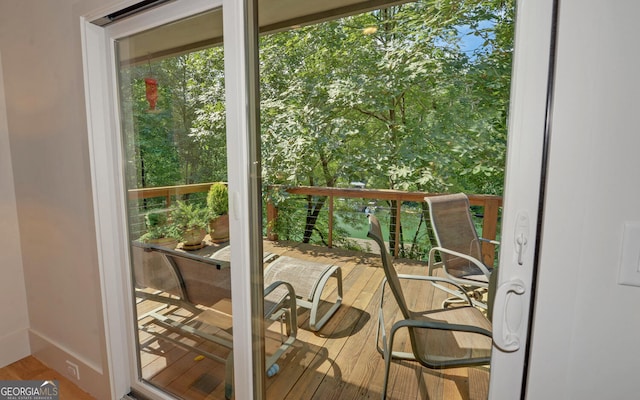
[145, 78, 158, 110]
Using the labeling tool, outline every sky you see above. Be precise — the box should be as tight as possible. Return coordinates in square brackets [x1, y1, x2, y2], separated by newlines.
[457, 20, 495, 58]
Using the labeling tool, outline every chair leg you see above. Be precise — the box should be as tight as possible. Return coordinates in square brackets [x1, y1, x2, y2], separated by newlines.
[308, 265, 342, 331]
[471, 287, 487, 301]
[381, 327, 397, 400]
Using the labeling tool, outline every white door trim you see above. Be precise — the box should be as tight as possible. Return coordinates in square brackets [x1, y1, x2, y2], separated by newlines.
[222, 0, 265, 398]
[81, 2, 226, 399]
[489, 0, 557, 398]
[80, 17, 132, 399]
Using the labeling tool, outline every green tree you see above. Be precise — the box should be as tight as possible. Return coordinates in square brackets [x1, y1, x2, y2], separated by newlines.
[260, 0, 514, 254]
[261, 21, 370, 243]
[121, 0, 515, 258]
[121, 47, 227, 194]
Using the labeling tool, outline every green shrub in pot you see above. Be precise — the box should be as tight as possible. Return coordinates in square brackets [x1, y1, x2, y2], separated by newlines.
[173, 200, 209, 248]
[206, 182, 230, 243]
[139, 210, 181, 248]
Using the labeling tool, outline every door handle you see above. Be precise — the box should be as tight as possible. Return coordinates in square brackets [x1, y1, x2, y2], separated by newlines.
[492, 279, 526, 352]
[514, 212, 530, 265]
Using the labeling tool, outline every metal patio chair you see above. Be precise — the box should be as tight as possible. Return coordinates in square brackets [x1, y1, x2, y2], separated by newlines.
[425, 193, 499, 309]
[368, 214, 492, 399]
[131, 242, 297, 399]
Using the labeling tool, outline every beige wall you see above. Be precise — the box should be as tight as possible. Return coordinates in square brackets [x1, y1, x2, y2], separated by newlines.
[0, 1, 113, 398]
[0, 52, 30, 368]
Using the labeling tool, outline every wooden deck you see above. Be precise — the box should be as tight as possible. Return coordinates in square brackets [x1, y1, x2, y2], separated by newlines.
[136, 241, 490, 400]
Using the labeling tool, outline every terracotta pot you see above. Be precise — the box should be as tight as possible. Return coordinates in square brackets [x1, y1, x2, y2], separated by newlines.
[147, 237, 179, 249]
[182, 227, 207, 247]
[209, 214, 230, 243]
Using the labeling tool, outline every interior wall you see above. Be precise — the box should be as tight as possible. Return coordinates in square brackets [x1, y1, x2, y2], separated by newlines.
[527, 0, 640, 398]
[0, 52, 30, 368]
[0, 1, 113, 398]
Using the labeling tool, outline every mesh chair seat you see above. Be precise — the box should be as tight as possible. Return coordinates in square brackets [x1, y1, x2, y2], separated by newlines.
[447, 263, 493, 284]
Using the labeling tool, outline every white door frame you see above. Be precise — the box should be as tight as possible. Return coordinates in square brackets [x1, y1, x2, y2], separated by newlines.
[80, 0, 557, 398]
[489, 0, 557, 398]
[222, 0, 266, 398]
[81, 1, 259, 399]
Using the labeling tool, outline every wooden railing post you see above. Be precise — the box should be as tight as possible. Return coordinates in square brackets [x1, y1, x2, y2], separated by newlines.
[266, 200, 278, 241]
[481, 198, 500, 267]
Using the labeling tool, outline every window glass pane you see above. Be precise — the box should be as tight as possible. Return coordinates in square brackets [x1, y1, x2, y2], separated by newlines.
[116, 8, 236, 400]
[258, 1, 513, 399]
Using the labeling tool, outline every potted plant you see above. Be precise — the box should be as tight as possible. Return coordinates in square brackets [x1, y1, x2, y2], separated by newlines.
[172, 200, 209, 249]
[138, 210, 181, 249]
[206, 182, 230, 243]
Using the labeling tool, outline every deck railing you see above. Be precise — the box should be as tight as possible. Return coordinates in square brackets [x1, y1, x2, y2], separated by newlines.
[128, 183, 502, 265]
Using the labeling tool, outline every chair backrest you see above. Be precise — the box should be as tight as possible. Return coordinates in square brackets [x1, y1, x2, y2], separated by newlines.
[367, 214, 411, 320]
[131, 241, 233, 307]
[131, 243, 185, 299]
[425, 193, 483, 272]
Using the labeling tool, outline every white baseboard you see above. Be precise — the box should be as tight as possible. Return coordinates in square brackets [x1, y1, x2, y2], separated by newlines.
[29, 329, 112, 400]
[0, 328, 30, 368]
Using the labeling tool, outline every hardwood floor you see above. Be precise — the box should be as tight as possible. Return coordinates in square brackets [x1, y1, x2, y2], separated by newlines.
[0, 356, 95, 399]
[135, 241, 491, 400]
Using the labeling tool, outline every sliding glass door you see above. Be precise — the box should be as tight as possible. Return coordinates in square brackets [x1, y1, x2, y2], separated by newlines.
[83, 1, 264, 398]
[82, 0, 556, 399]
[114, 6, 236, 400]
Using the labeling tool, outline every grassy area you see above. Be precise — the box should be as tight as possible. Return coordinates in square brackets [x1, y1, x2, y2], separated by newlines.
[336, 207, 428, 240]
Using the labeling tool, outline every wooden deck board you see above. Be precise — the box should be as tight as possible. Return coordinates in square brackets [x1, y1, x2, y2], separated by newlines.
[288, 265, 383, 399]
[134, 242, 490, 400]
[275, 254, 374, 399]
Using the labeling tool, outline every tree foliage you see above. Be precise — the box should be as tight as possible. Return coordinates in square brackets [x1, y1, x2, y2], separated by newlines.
[120, 47, 227, 191]
[260, 0, 514, 248]
[121, 0, 514, 253]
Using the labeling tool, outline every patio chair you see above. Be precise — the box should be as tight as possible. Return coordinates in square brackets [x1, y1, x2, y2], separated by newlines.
[368, 215, 492, 400]
[264, 255, 342, 331]
[131, 242, 297, 399]
[211, 245, 343, 331]
[425, 193, 499, 309]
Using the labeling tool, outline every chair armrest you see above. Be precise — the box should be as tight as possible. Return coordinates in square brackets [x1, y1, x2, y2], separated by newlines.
[428, 246, 492, 278]
[264, 280, 295, 297]
[392, 318, 492, 338]
[385, 313, 492, 369]
[263, 280, 298, 322]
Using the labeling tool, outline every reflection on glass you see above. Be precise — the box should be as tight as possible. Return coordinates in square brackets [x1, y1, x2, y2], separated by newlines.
[116, 7, 235, 400]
